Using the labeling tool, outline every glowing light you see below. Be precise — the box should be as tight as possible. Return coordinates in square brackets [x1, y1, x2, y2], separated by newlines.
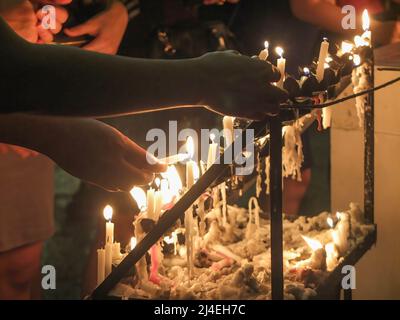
[155, 177, 161, 188]
[130, 187, 147, 211]
[301, 235, 323, 251]
[303, 67, 310, 75]
[163, 235, 175, 245]
[275, 47, 284, 58]
[327, 217, 334, 228]
[186, 136, 195, 159]
[103, 205, 113, 221]
[324, 62, 330, 69]
[210, 133, 216, 143]
[354, 35, 368, 48]
[341, 41, 354, 54]
[353, 54, 361, 66]
[264, 41, 269, 49]
[362, 9, 370, 31]
[325, 56, 333, 63]
[336, 212, 341, 220]
[130, 237, 137, 250]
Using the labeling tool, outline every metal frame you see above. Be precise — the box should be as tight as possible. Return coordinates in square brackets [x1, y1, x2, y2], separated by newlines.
[91, 49, 377, 301]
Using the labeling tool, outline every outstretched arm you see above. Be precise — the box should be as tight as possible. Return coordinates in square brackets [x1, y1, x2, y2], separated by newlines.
[0, 18, 286, 120]
[0, 114, 166, 191]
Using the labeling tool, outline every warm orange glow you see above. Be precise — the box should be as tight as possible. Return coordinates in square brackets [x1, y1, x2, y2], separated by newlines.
[130, 187, 147, 211]
[353, 54, 361, 66]
[362, 9, 370, 31]
[327, 217, 334, 228]
[275, 47, 284, 58]
[301, 235, 323, 251]
[186, 136, 195, 159]
[103, 205, 113, 221]
[341, 41, 354, 54]
[264, 41, 269, 49]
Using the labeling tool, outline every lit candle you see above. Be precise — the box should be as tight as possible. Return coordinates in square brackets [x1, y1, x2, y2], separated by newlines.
[275, 47, 286, 88]
[186, 136, 195, 189]
[258, 41, 269, 61]
[207, 133, 218, 169]
[361, 9, 371, 47]
[97, 248, 105, 285]
[301, 235, 326, 270]
[316, 38, 329, 82]
[300, 67, 310, 87]
[103, 205, 114, 244]
[325, 242, 339, 271]
[223, 116, 235, 149]
[130, 187, 147, 213]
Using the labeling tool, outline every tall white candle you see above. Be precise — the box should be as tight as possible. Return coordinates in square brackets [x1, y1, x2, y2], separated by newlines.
[97, 248, 105, 285]
[275, 47, 286, 88]
[105, 242, 113, 277]
[316, 38, 329, 82]
[258, 41, 269, 61]
[103, 205, 114, 244]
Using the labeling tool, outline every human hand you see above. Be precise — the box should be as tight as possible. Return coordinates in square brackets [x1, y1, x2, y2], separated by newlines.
[196, 51, 288, 120]
[35, 3, 69, 43]
[0, 0, 39, 43]
[64, 1, 128, 55]
[41, 119, 166, 191]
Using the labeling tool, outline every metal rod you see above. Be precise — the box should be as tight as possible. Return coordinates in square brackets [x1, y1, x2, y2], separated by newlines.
[364, 54, 375, 223]
[269, 116, 284, 300]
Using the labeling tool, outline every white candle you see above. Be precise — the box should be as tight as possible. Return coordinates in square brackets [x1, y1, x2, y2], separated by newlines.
[223, 116, 234, 149]
[112, 242, 121, 261]
[275, 47, 286, 88]
[97, 248, 105, 285]
[105, 242, 113, 277]
[147, 188, 155, 219]
[154, 190, 163, 220]
[258, 41, 269, 61]
[316, 38, 329, 82]
[207, 133, 218, 169]
[103, 205, 114, 244]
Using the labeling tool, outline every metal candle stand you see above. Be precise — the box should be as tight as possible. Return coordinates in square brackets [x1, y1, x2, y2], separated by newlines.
[91, 48, 377, 300]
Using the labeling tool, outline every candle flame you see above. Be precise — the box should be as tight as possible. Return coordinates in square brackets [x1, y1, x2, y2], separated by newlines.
[103, 205, 113, 221]
[130, 237, 137, 250]
[210, 133, 216, 143]
[264, 41, 269, 49]
[353, 54, 361, 66]
[130, 187, 147, 211]
[336, 212, 341, 220]
[301, 235, 323, 251]
[275, 47, 284, 58]
[324, 62, 330, 69]
[327, 217, 334, 228]
[362, 9, 370, 31]
[155, 177, 161, 188]
[341, 41, 354, 54]
[166, 165, 182, 195]
[303, 67, 310, 75]
[186, 136, 195, 159]
[325, 56, 333, 63]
